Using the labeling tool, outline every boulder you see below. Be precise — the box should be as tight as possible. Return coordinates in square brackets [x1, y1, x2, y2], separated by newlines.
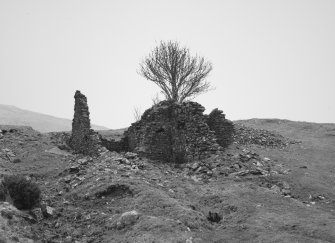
[116, 210, 141, 229]
[106, 210, 141, 230]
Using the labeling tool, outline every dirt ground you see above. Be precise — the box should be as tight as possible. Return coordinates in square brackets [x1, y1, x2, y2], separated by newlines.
[0, 119, 335, 243]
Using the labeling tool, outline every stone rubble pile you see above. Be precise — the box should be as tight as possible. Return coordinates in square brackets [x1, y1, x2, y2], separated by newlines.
[233, 124, 298, 148]
[183, 148, 276, 181]
[55, 149, 145, 194]
[69, 91, 100, 156]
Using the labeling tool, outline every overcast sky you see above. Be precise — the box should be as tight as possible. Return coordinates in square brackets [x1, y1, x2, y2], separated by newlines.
[1, 0, 334, 128]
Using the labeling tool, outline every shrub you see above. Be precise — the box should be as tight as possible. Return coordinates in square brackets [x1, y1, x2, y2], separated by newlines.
[2, 175, 41, 210]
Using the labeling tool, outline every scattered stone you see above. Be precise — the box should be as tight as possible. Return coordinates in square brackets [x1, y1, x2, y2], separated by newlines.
[64, 236, 72, 243]
[206, 170, 213, 176]
[30, 207, 43, 222]
[255, 161, 263, 167]
[41, 203, 55, 217]
[115, 157, 131, 165]
[69, 165, 80, 174]
[125, 152, 138, 159]
[281, 189, 291, 195]
[0, 148, 16, 161]
[0, 202, 20, 219]
[270, 185, 281, 194]
[234, 124, 297, 148]
[311, 195, 326, 201]
[186, 237, 193, 243]
[233, 164, 240, 169]
[233, 170, 250, 176]
[78, 158, 90, 165]
[281, 181, 290, 190]
[191, 162, 200, 170]
[195, 166, 207, 174]
[63, 176, 72, 183]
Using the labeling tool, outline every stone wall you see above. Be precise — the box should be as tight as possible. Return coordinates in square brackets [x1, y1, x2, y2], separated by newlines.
[206, 108, 234, 148]
[125, 101, 221, 163]
[99, 136, 128, 153]
[69, 90, 99, 155]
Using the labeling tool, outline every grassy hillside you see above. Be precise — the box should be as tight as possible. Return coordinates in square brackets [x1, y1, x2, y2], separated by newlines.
[1, 119, 335, 242]
[236, 118, 335, 206]
[0, 104, 108, 133]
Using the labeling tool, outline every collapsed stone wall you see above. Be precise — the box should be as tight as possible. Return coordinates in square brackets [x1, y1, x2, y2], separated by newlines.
[125, 101, 221, 163]
[69, 90, 100, 155]
[99, 136, 128, 153]
[206, 108, 234, 148]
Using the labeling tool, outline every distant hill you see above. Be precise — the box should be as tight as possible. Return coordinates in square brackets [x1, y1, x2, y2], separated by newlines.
[0, 104, 109, 133]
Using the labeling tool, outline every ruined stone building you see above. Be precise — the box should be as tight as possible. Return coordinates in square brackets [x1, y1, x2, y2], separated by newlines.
[69, 90, 100, 155]
[124, 101, 234, 163]
[67, 91, 234, 161]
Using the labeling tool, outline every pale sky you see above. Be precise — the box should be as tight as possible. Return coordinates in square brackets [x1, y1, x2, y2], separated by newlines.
[1, 0, 334, 129]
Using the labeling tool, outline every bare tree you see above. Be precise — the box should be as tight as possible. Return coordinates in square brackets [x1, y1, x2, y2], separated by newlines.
[139, 41, 213, 103]
[151, 92, 161, 106]
[133, 106, 142, 122]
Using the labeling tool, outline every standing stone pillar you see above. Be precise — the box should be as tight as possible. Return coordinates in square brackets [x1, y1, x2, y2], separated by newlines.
[69, 90, 99, 155]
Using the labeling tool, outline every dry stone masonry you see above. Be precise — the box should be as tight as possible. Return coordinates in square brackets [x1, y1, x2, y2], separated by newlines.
[66, 91, 234, 161]
[69, 90, 100, 155]
[99, 136, 129, 153]
[125, 101, 225, 163]
[206, 108, 234, 148]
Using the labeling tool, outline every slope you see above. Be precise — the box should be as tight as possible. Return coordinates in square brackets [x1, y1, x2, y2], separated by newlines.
[0, 119, 334, 242]
[0, 104, 108, 133]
